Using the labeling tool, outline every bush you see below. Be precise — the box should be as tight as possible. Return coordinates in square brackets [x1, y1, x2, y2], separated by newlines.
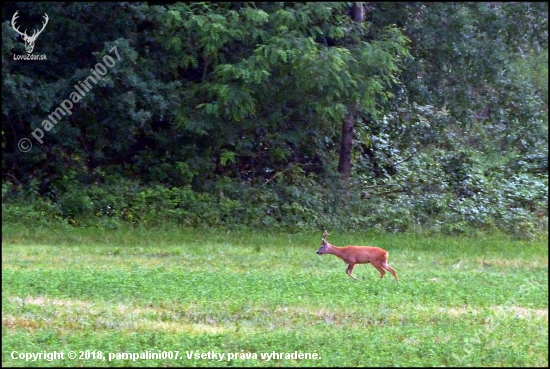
[2, 154, 547, 239]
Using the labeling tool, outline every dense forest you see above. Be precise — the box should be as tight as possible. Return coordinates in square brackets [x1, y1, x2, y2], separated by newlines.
[2, 2, 548, 237]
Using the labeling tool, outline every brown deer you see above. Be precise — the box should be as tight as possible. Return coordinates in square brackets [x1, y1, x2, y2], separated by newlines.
[316, 230, 398, 281]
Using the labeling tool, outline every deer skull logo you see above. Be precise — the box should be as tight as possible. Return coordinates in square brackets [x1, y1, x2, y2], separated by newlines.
[11, 10, 49, 54]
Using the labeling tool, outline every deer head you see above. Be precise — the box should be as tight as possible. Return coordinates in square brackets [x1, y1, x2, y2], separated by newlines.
[11, 11, 49, 54]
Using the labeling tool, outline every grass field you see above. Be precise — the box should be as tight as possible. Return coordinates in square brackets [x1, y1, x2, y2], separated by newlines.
[2, 223, 548, 367]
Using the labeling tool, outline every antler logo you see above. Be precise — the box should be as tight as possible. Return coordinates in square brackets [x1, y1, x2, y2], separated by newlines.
[11, 10, 49, 54]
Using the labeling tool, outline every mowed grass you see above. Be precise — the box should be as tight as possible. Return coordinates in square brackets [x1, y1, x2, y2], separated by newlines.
[2, 223, 548, 367]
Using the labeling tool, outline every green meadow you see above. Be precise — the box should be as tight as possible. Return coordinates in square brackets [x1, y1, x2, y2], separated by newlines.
[2, 224, 548, 367]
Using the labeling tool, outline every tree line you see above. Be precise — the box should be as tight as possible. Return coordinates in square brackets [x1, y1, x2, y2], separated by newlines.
[2, 2, 548, 237]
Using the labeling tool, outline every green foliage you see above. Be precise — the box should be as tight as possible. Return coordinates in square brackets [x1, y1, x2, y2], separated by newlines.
[2, 2, 547, 237]
[2, 181, 63, 226]
[4, 150, 546, 238]
[508, 48, 549, 123]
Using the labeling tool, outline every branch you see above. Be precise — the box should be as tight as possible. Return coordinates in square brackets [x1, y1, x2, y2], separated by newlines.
[5, 173, 22, 187]
[262, 163, 313, 187]
[394, 147, 422, 166]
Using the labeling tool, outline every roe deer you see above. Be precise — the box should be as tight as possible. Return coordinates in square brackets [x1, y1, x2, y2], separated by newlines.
[316, 230, 398, 281]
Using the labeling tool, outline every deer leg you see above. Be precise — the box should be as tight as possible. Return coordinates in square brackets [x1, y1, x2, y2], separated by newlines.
[346, 263, 359, 280]
[382, 261, 399, 281]
[372, 263, 386, 279]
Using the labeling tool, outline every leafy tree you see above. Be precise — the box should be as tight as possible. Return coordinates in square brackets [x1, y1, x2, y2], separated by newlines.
[2, 2, 547, 237]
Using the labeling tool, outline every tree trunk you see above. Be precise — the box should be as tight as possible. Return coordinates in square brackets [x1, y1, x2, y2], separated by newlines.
[337, 3, 364, 197]
[338, 114, 355, 192]
[352, 2, 365, 22]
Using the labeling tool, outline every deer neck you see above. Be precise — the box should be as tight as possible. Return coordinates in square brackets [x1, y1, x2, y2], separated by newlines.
[326, 242, 345, 258]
